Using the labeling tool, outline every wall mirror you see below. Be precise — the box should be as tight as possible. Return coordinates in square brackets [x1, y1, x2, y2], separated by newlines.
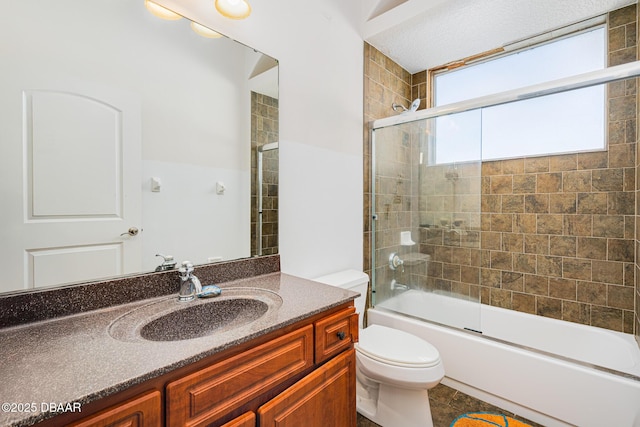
[0, 0, 279, 294]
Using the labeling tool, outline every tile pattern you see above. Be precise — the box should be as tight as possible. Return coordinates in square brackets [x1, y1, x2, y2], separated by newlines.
[370, 118, 423, 303]
[251, 92, 279, 256]
[471, 152, 635, 331]
[356, 384, 543, 427]
[363, 42, 414, 312]
[411, 70, 427, 111]
[363, 5, 639, 336]
[634, 3, 640, 347]
[414, 4, 637, 333]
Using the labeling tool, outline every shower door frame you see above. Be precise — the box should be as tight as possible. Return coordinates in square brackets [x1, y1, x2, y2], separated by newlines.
[372, 61, 640, 130]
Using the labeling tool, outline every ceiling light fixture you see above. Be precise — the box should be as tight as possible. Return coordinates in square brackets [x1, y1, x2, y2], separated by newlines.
[190, 21, 223, 38]
[215, 0, 251, 20]
[144, 0, 182, 20]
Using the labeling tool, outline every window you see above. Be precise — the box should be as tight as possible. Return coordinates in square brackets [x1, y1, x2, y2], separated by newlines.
[431, 26, 606, 164]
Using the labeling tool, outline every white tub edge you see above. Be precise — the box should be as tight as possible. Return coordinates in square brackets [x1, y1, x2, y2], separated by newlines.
[368, 307, 640, 427]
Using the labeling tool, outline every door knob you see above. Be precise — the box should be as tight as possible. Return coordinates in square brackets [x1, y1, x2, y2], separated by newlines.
[120, 227, 140, 237]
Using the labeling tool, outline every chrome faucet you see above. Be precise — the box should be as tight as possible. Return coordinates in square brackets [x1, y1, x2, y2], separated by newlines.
[155, 253, 177, 272]
[178, 261, 202, 302]
[390, 279, 410, 292]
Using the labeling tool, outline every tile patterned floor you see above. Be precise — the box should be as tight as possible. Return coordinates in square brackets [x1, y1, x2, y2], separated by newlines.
[356, 384, 545, 427]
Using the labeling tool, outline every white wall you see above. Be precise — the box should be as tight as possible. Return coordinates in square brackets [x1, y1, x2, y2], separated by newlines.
[142, 161, 250, 270]
[158, 0, 365, 278]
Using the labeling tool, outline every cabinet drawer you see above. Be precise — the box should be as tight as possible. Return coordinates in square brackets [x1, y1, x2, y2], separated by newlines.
[314, 307, 358, 363]
[166, 325, 314, 427]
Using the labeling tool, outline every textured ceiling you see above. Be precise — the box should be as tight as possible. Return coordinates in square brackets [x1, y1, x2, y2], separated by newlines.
[364, 0, 637, 74]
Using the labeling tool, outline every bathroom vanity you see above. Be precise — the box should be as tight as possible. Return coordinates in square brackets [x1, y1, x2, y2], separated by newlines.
[0, 256, 359, 427]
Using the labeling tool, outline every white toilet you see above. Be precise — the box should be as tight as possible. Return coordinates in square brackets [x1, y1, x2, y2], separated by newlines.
[315, 270, 445, 427]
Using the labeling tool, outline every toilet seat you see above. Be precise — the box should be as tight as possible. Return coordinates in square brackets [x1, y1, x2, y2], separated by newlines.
[356, 324, 441, 368]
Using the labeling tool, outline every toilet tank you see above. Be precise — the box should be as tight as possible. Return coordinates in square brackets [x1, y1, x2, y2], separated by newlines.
[314, 270, 368, 329]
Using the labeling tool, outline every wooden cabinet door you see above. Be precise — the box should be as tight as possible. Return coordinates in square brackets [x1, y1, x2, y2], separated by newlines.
[166, 326, 314, 427]
[257, 349, 356, 427]
[68, 391, 161, 427]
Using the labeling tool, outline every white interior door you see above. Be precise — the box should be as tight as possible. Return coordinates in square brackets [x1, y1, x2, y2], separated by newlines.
[0, 82, 142, 292]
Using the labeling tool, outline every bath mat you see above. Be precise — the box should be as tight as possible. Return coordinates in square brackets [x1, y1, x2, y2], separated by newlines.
[450, 412, 532, 427]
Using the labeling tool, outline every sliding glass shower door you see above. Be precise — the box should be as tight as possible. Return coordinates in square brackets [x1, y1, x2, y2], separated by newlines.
[371, 111, 482, 332]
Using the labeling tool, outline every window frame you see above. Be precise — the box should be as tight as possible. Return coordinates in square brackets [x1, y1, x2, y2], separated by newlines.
[427, 19, 608, 109]
[424, 21, 609, 164]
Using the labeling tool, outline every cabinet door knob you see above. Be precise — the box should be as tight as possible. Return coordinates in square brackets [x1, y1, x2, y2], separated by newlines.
[336, 331, 346, 340]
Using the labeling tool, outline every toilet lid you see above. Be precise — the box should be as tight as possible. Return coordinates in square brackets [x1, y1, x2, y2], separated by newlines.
[356, 324, 441, 368]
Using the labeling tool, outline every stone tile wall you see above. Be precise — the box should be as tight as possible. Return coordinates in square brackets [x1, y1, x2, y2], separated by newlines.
[473, 150, 635, 332]
[364, 42, 413, 281]
[251, 92, 279, 256]
[364, 5, 639, 335]
[415, 5, 638, 333]
[634, 3, 640, 346]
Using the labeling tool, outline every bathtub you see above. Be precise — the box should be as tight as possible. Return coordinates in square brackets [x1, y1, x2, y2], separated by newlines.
[369, 290, 640, 427]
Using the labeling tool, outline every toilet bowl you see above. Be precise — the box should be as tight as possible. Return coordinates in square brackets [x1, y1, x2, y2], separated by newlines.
[314, 270, 445, 427]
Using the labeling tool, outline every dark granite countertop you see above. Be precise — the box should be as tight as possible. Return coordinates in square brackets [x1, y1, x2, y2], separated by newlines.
[0, 272, 357, 427]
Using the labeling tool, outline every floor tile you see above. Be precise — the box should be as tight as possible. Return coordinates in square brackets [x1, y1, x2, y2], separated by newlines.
[356, 384, 543, 427]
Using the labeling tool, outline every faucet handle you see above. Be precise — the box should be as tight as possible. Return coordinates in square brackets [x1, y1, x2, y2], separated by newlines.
[156, 253, 174, 263]
[389, 253, 404, 270]
[178, 261, 194, 276]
